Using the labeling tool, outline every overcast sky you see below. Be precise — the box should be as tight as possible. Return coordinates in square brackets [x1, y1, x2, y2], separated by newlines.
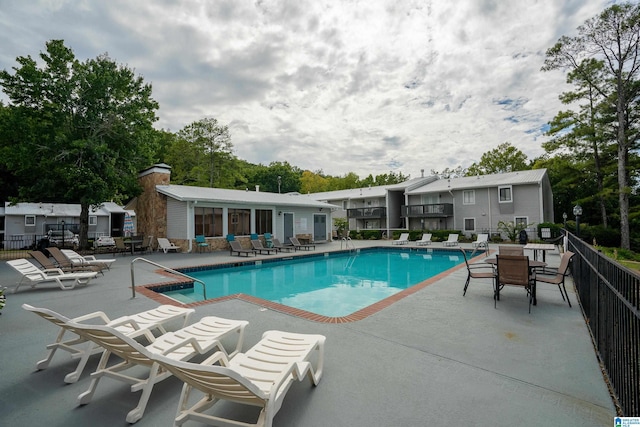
[0, 0, 620, 178]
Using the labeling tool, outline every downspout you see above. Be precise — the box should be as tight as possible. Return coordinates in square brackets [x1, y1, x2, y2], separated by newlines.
[187, 201, 194, 253]
[487, 187, 492, 234]
[448, 190, 454, 230]
[539, 182, 544, 224]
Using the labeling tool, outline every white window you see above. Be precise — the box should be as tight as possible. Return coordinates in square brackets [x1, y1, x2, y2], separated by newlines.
[515, 217, 528, 228]
[89, 215, 97, 226]
[25, 215, 36, 226]
[463, 190, 475, 205]
[498, 186, 512, 203]
[464, 217, 476, 232]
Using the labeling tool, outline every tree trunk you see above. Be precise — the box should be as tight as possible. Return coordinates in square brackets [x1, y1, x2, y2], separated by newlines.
[79, 202, 90, 250]
[617, 77, 630, 250]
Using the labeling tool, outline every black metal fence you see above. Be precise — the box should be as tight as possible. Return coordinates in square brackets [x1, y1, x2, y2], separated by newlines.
[0, 235, 48, 260]
[567, 233, 639, 416]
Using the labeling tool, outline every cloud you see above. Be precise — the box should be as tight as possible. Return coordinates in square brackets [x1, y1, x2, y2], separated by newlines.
[0, 0, 614, 177]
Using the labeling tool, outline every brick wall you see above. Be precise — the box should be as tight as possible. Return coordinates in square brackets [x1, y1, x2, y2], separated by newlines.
[136, 165, 170, 242]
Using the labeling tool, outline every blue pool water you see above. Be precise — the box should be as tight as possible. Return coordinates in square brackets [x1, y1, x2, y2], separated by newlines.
[163, 249, 467, 317]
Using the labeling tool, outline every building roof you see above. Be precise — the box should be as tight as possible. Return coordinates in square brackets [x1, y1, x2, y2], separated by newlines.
[4, 201, 129, 217]
[408, 169, 548, 194]
[156, 185, 338, 209]
[308, 176, 436, 201]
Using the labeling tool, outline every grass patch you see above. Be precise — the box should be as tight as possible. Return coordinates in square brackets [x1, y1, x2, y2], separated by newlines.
[597, 246, 640, 272]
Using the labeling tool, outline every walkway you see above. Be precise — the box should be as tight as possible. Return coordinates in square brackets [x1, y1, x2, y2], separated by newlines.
[0, 241, 616, 426]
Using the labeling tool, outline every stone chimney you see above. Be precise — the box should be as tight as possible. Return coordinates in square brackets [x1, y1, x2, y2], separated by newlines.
[136, 163, 171, 240]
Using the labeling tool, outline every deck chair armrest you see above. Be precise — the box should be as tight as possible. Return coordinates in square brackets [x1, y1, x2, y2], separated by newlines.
[201, 351, 231, 366]
[81, 255, 98, 261]
[269, 362, 300, 395]
[42, 268, 65, 276]
[72, 311, 111, 323]
[160, 335, 222, 355]
[106, 317, 157, 341]
[107, 316, 143, 329]
[468, 264, 494, 271]
[268, 361, 319, 395]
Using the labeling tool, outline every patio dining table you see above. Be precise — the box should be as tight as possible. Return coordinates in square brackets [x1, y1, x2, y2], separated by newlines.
[523, 243, 556, 262]
[123, 238, 143, 255]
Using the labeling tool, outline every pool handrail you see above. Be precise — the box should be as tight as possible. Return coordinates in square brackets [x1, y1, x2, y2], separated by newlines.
[341, 237, 356, 251]
[130, 257, 206, 300]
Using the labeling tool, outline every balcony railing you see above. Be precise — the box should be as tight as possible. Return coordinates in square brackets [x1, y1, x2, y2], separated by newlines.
[347, 207, 387, 219]
[568, 232, 639, 416]
[401, 203, 453, 218]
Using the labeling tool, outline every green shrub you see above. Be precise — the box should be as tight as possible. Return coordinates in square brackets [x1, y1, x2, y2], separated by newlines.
[537, 222, 562, 239]
[588, 225, 620, 247]
[361, 230, 382, 240]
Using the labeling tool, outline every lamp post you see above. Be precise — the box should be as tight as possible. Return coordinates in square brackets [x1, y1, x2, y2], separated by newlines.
[573, 205, 582, 237]
[562, 212, 567, 229]
[277, 176, 281, 194]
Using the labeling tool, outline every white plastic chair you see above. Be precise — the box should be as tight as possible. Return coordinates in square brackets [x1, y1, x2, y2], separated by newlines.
[153, 330, 325, 427]
[392, 233, 409, 245]
[72, 316, 248, 423]
[6, 258, 98, 293]
[22, 303, 194, 383]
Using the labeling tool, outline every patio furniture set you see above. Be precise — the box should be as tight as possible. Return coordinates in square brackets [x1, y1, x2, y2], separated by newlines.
[461, 245, 575, 312]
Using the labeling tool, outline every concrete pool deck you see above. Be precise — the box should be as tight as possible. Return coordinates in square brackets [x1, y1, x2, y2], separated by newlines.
[0, 240, 617, 426]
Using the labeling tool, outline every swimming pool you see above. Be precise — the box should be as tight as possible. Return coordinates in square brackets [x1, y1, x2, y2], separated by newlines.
[159, 248, 468, 318]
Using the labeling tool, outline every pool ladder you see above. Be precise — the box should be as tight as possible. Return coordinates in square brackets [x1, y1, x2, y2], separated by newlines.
[129, 257, 206, 300]
[341, 237, 356, 252]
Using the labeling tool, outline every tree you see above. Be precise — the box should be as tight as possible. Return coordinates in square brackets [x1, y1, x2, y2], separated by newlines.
[543, 2, 640, 249]
[466, 142, 529, 175]
[300, 170, 329, 193]
[327, 172, 360, 190]
[168, 118, 236, 187]
[245, 161, 302, 193]
[544, 60, 616, 227]
[0, 40, 159, 248]
[430, 166, 466, 179]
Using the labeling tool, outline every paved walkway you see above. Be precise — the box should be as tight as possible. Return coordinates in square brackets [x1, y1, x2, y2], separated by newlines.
[0, 241, 616, 426]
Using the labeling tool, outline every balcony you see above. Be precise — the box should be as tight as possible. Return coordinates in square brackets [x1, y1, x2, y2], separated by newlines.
[402, 203, 453, 218]
[347, 207, 387, 219]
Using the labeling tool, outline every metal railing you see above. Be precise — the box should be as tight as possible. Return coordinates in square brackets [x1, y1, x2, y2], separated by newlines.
[401, 203, 454, 217]
[347, 207, 387, 218]
[341, 237, 356, 251]
[130, 257, 207, 300]
[567, 232, 639, 416]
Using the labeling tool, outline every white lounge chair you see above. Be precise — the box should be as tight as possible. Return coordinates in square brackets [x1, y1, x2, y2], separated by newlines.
[392, 233, 409, 245]
[153, 330, 325, 427]
[443, 234, 459, 247]
[21, 303, 194, 383]
[157, 237, 181, 253]
[416, 233, 432, 246]
[60, 249, 116, 270]
[471, 233, 489, 248]
[72, 316, 248, 423]
[6, 258, 98, 293]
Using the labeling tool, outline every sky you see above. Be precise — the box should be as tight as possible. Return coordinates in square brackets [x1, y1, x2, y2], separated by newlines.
[0, 0, 621, 178]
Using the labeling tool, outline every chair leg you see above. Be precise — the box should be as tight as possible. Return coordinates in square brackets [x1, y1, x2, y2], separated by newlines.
[125, 363, 161, 423]
[77, 350, 112, 405]
[463, 274, 471, 296]
[560, 281, 572, 307]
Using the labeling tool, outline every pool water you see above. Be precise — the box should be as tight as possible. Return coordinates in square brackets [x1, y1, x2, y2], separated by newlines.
[163, 249, 466, 317]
